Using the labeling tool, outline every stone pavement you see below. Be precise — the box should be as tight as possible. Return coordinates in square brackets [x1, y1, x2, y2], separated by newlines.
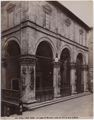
[12, 94, 93, 119]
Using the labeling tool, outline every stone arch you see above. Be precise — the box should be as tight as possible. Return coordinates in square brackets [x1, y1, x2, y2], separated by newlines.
[3, 37, 20, 51]
[34, 37, 56, 59]
[3, 38, 21, 89]
[35, 39, 54, 101]
[2, 37, 20, 57]
[75, 50, 86, 64]
[59, 44, 73, 62]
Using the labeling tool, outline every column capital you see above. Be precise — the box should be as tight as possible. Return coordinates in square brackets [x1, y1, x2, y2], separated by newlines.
[53, 61, 61, 67]
[70, 62, 76, 69]
[19, 55, 36, 65]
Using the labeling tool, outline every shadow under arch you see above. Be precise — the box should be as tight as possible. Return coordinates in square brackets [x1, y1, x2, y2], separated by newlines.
[34, 37, 56, 59]
[76, 53, 84, 93]
[59, 44, 73, 62]
[35, 40, 54, 102]
[60, 48, 71, 96]
[4, 40, 21, 90]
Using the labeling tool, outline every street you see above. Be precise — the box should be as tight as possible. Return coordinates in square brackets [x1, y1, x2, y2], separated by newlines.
[12, 94, 93, 119]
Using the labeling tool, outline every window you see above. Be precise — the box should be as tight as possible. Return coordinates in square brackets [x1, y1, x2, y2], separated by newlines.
[65, 18, 71, 39]
[43, 4, 52, 29]
[7, 3, 15, 27]
[79, 29, 83, 45]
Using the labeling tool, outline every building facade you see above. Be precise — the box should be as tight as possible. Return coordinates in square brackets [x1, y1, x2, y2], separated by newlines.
[87, 28, 93, 91]
[1, 1, 90, 110]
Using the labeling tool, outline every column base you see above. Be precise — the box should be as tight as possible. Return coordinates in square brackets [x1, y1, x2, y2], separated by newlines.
[71, 92, 77, 96]
[84, 90, 89, 93]
[54, 94, 61, 98]
[23, 99, 37, 104]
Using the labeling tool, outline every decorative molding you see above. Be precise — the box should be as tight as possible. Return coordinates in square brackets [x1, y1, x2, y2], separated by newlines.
[43, 4, 52, 14]
[53, 61, 61, 67]
[79, 29, 83, 35]
[19, 55, 36, 65]
[1, 20, 88, 51]
[65, 18, 71, 27]
[70, 62, 76, 69]
[6, 3, 15, 12]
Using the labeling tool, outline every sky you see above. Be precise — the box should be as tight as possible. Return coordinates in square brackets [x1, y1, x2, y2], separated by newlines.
[60, 1, 93, 27]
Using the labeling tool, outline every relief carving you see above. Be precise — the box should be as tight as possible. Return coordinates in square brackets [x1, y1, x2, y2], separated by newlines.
[30, 67, 34, 90]
[21, 66, 26, 91]
[79, 29, 83, 35]
[65, 18, 71, 27]
[43, 4, 52, 14]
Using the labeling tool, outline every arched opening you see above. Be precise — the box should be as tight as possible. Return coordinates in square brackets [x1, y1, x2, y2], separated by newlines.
[5, 41, 20, 90]
[60, 48, 71, 96]
[36, 41, 53, 102]
[76, 53, 84, 93]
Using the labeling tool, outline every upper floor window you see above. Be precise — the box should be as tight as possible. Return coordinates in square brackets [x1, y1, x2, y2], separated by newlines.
[43, 4, 52, 29]
[65, 18, 71, 38]
[79, 29, 84, 45]
[7, 3, 15, 27]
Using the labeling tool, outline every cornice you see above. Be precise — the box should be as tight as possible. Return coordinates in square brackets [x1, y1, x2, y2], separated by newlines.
[2, 20, 88, 52]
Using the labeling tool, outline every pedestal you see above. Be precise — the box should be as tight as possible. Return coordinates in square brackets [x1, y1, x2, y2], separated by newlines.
[20, 55, 36, 103]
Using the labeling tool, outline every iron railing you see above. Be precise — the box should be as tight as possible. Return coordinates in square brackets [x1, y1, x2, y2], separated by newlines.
[1, 88, 20, 102]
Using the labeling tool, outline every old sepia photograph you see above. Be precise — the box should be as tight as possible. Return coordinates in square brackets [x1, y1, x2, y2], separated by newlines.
[1, 0, 93, 119]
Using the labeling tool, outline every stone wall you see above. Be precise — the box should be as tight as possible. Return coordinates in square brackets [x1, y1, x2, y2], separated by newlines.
[1, 1, 87, 47]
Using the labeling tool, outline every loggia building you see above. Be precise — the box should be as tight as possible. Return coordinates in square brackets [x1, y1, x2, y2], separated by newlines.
[1, 1, 90, 111]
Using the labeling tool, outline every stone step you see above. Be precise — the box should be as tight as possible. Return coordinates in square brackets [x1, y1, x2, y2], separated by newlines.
[23, 92, 91, 111]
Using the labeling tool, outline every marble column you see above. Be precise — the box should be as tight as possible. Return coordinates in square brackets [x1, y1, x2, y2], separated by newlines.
[70, 63, 77, 95]
[53, 61, 61, 98]
[20, 55, 36, 103]
[83, 65, 89, 92]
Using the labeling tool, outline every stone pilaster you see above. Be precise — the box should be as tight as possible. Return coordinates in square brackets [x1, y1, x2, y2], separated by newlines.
[53, 61, 61, 98]
[82, 65, 89, 92]
[70, 63, 77, 95]
[1, 58, 7, 88]
[20, 55, 36, 103]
